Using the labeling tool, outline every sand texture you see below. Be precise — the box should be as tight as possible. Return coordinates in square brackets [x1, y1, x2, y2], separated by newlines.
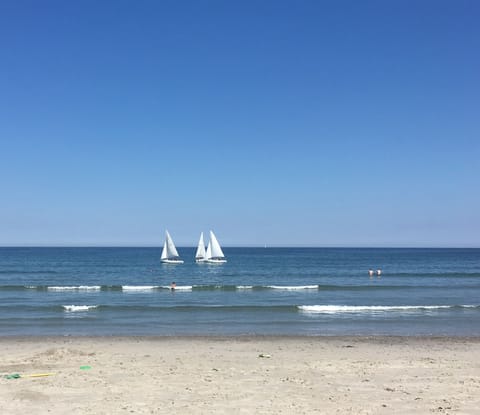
[1, 336, 480, 414]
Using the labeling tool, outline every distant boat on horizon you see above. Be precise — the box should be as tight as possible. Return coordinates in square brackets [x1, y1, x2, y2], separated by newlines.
[160, 230, 184, 264]
[205, 230, 227, 263]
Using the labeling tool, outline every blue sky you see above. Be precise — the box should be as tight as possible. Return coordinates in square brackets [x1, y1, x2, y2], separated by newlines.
[0, 0, 479, 247]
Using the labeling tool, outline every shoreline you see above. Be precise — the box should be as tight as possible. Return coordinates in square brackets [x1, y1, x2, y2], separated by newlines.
[2, 336, 479, 413]
[3, 334, 480, 341]
[0, 334, 480, 342]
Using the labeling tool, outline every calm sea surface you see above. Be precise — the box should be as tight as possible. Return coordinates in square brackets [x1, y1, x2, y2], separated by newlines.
[0, 247, 479, 336]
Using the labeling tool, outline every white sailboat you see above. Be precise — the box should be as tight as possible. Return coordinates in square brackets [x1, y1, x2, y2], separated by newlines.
[206, 230, 227, 263]
[160, 230, 184, 264]
[195, 232, 207, 263]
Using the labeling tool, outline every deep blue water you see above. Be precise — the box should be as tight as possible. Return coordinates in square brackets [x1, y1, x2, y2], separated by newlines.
[0, 247, 479, 336]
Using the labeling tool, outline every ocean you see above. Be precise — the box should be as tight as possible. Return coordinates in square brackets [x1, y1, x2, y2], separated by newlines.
[0, 247, 479, 336]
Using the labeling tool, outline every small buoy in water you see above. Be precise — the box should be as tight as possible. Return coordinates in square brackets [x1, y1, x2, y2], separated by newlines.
[377, 269, 382, 276]
[368, 269, 374, 277]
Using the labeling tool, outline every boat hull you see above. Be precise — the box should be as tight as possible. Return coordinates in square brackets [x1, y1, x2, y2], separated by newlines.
[161, 259, 184, 264]
[206, 258, 227, 264]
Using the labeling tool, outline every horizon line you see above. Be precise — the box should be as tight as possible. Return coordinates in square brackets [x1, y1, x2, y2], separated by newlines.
[0, 245, 479, 249]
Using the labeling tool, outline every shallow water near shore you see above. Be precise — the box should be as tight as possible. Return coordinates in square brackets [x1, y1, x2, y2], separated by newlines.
[0, 247, 479, 336]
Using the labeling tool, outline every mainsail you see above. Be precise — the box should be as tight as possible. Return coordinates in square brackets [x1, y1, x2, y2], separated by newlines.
[165, 230, 180, 258]
[209, 231, 225, 258]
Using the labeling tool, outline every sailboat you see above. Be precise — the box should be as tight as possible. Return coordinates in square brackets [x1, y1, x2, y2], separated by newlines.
[160, 230, 184, 264]
[205, 230, 227, 263]
[195, 232, 207, 263]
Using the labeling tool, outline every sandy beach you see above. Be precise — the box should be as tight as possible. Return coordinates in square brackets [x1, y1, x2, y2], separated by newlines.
[1, 336, 479, 414]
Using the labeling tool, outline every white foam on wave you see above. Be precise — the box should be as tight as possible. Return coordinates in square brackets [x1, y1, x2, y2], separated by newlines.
[122, 285, 160, 291]
[298, 305, 454, 314]
[236, 285, 253, 290]
[63, 305, 98, 312]
[48, 286, 101, 291]
[267, 285, 319, 290]
[164, 285, 193, 291]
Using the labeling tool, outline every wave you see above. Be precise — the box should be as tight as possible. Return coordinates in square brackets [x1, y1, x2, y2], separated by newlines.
[65, 304, 298, 312]
[1, 303, 478, 315]
[63, 305, 98, 312]
[0, 284, 319, 292]
[298, 305, 479, 314]
[168, 285, 193, 291]
[266, 285, 319, 290]
[122, 285, 193, 291]
[48, 286, 101, 291]
[1, 283, 480, 293]
[122, 285, 161, 291]
[192, 285, 239, 291]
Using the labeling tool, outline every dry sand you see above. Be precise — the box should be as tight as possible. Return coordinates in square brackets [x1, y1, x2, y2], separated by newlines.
[1, 336, 480, 414]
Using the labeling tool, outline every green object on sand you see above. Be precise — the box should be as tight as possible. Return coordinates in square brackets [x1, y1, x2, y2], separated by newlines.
[80, 365, 92, 370]
[4, 373, 21, 379]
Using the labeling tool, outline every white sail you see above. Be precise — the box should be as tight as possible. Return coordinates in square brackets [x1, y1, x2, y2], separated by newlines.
[205, 240, 212, 259]
[205, 230, 226, 263]
[209, 231, 225, 258]
[165, 230, 180, 257]
[195, 232, 206, 261]
[161, 241, 168, 260]
[161, 230, 183, 263]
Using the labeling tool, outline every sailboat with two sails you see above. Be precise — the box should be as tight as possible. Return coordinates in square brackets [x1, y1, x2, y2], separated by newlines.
[196, 230, 227, 263]
[160, 230, 184, 264]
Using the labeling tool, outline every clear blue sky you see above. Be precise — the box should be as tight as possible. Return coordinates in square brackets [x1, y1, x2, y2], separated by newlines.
[0, 0, 479, 247]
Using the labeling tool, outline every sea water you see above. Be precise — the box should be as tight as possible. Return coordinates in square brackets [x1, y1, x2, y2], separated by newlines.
[0, 247, 479, 336]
